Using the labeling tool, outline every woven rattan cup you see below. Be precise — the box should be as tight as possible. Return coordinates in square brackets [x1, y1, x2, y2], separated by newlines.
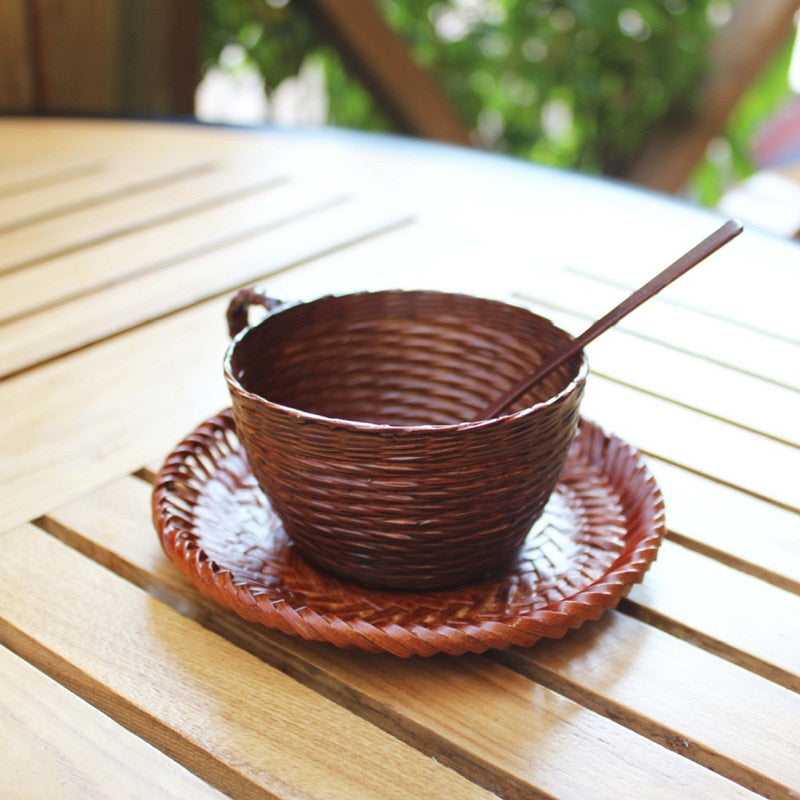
[224, 288, 588, 590]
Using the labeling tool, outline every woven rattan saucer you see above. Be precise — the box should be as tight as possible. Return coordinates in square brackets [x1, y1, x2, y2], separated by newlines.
[153, 409, 666, 657]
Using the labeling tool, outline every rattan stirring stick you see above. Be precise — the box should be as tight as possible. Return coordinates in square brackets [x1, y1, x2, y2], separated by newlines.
[479, 218, 744, 420]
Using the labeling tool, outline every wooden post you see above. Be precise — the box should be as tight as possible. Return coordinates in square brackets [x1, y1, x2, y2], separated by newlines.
[623, 0, 800, 193]
[300, 0, 472, 145]
[0, 0, 199, 116]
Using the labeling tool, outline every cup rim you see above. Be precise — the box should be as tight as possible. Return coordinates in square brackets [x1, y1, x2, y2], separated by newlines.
[223, 290, 589, 434]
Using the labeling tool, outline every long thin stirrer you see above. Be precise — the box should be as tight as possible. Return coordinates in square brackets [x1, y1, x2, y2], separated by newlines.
[478, 219, 743, 420]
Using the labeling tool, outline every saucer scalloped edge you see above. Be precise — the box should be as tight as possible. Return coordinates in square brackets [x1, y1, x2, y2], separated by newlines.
[152, 409, 666, 657]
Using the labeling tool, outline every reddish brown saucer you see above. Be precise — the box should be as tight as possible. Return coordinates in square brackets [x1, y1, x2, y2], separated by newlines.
[153, 410, 666, 657]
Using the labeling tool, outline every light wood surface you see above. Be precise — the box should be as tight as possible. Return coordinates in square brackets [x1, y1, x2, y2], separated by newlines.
[0, 644, 225, 799]
[0, 117, 797, 799]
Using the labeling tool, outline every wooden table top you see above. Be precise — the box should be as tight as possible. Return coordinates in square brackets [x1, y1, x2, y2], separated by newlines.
[0, 116, 797, 800]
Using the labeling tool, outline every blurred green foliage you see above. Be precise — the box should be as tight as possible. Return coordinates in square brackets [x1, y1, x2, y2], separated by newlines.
[204, 0, 776, 193]
[377, 0, 714, 174]
[689, 34, 797, 205]
[202, 0, 389, 128]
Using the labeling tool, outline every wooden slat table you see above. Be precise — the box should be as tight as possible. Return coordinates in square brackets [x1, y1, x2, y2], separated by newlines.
[0, 117, 797, 800]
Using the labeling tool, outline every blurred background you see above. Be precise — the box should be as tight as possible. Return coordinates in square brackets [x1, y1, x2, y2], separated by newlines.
[3, 0, 799, 233]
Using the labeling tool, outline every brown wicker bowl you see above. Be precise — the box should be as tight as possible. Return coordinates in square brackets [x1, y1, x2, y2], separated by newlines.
[223, 288, 588, 590]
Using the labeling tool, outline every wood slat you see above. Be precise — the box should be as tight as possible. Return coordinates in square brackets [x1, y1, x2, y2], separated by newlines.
[0, 297, 232, 534]
[10, 0, 197, 117]
[0, 119, 255, 166]
[626, 540, 800, 689]
[513, 275, 799, 392]
[0, 180, 342, 323]
[3, 115, 797, 800]
[0, 159, 103, 197]
[116, 0, 199, 116]
[27, 0, 118, 113]
[557, 244, 800, 347]
[647, 457, 800, 593]
[0, 208, 405, 531]
[517, 293, 799, 446]
[31, 476, 761, 800]
[0, 645, 225, 799]
[496, 611, 800, 799]
[567, 260, 800, 345]
[0, 163, 288, 275]
[146, 440, 800, 602]
[0, 155, 214, 231]
[0, 526, 493, 800]
[0, 197, 409, 377]
[48, 472, 800, 693]
[581, 376, 798, 511]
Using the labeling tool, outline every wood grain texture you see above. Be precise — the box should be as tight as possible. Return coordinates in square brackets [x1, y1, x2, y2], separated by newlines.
[496, 611, 800, 798]
[0, 162, 286, 275]
[2, 0, 198, 115]
[626, 541, 800, 689]
[581, 377, 798, 511]
[36, 475, 760, 800]
[117, 0, 199, 115]
[1, 117, 797, 800]
[515, 291, 799, 446]
[513, 278, 799, 394]
[0, 180, 344, 323]
[0, 645, 225, 799]
[0, 297, 231, 533]
[0, 526, 494, 800]
[0, 198, 409, 377]
[0, 0, 34, 110]
[647, 457, 800, 594]
[0, 154, 212, 232]
[28, 0, 118, 113]
[0, 158, 101, 196]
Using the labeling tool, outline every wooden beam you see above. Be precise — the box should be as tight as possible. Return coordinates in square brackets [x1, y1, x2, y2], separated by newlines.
[28, 0, 120, 113]
[300, 0, 472, 145]
[623, 0, 800, 193]
[119, 0, 200, 115]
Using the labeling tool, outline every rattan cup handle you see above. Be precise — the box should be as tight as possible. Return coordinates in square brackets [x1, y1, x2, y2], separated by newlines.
[226, 287, 286, 337]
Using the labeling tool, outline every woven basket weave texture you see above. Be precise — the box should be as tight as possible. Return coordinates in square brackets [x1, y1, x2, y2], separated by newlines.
[152, 410, 666, 656]
[224, 289, 587, 590]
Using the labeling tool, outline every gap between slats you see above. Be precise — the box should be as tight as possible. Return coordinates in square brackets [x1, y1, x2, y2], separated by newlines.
[18, 514, 760, 800]
[489, 629, 797, 800]
[0, 190, 348, 327]
[0, 204, 414, 381]
[561, 264, 800, 348]
[127, 471, 800, 694]
[511, 288, 799, 394]
[598, 372, 797, 449]
[648, 456, 800, 596]
[26, 472, 800, 800]
[0, 179, 340, 324]
[0, 527, 494, 800]
[0, 158, 102, 198]
[0, 160, 215, 235]
[0, 166, 289, 277]
[663, 527, 800, 597]
[0, 644, 226, 799]
[618, 593, 798, 691]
